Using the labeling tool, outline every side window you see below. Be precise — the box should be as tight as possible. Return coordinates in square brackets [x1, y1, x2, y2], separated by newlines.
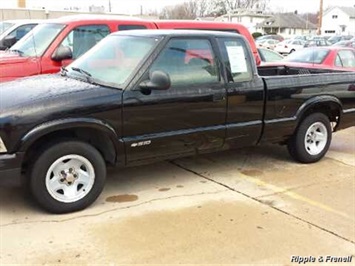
[337, 50, 355, 68]
[9, 24, 37, 41]
[59, 25, 110, 59]
[217, 38, 252, 83]
[150, 38, 219, 86]
[118, 25, 147, 31]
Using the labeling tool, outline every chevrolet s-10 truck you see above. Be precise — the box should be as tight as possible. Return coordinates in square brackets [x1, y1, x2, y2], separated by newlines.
[0, 30, 354, 213]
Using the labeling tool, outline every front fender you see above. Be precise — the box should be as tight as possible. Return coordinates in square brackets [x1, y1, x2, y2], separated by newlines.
[18, 117, 121, 155]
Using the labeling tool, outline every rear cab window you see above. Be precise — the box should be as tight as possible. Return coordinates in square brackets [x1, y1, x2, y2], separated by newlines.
[118, 25, 148, 31]
[217, 37, 253, 83]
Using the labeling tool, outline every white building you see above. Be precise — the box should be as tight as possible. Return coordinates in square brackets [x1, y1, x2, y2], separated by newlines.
[216, 8, 271, 33]
[322, 6, 355, 36]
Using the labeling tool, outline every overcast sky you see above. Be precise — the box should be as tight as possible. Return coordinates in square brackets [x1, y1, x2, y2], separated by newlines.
[0, 0, 354, 14]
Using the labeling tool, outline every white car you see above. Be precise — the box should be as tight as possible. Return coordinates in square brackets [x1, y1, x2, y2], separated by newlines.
[256, 39, 279, 50]
[274, 39, 305, 55]
[0, 20, 43, 50]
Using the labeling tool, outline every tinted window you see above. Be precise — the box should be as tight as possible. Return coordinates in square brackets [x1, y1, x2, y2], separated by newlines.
[118, 25, 147, 31]
[218, 38, 252, 82]
[60, 25, 110, 59]
[151, 38, 219, 86]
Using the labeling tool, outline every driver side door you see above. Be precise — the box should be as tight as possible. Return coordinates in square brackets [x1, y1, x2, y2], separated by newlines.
[122, 37, 227, 164]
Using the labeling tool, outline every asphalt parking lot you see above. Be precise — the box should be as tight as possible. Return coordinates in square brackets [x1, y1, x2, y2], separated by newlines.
[0, 127, 354, 264]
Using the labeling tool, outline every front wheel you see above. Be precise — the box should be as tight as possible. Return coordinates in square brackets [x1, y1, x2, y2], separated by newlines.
[30, 141, 106, 213]
[287, 113, 332, 163]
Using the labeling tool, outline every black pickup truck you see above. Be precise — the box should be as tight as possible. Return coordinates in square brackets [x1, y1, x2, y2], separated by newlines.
[0, 30, 354, 213]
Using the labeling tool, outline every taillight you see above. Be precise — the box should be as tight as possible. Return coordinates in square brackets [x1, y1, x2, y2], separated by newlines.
[348, 84, 355, 91]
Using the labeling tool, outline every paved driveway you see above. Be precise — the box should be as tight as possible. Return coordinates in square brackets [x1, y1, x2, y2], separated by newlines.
[1, 127, 354, 264]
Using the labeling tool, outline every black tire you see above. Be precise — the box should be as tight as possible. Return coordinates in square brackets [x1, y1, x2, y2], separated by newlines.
[287, 113, 332, 163]
[30, 141, 106, 214]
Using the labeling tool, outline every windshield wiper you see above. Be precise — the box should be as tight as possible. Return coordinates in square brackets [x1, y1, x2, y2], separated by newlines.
[71, 67, 92, 77]
[71, 67, 99, 84]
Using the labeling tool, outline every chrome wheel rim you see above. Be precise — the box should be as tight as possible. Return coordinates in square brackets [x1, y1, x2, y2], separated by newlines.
[45, 155, 95, 203]
[304, 122, 328, 156]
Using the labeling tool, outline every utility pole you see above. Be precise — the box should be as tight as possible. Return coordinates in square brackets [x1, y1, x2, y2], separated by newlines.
[108, 0, 112, 12]
[317, 0, 323, 35]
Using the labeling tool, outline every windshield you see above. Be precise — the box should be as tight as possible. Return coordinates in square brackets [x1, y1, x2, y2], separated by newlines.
[67, 35, 161, 87]
[10, 23, 65, 57]
[284, 49, 330, 64]
[0, 22, 14, 35]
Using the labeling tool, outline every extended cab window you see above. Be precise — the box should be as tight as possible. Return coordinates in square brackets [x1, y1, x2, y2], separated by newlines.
[60, 25, 110, 59]
[118, 25, 147, 31]
[218, 38, 252, 82]
[151, 38, 219, 86]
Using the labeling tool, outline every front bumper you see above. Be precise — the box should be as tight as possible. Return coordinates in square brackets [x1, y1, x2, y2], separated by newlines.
[0, 152, 24, 187]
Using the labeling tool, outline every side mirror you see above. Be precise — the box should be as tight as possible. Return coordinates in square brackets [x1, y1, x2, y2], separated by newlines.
[52, 46, 72, 62]
[2, 36, 17, 49]
[139, 70, 171, 91]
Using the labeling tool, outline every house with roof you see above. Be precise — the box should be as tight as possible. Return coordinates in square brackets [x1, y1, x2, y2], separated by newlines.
[216, 8, 271, 33]
[256, 13, 317, 37]
[321, 6, 355, 36]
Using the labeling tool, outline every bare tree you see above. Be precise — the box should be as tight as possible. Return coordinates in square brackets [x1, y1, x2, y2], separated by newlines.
[160, 0, 212, 19]
[211, 0, 269, 16]
[159, 0, 269, 19]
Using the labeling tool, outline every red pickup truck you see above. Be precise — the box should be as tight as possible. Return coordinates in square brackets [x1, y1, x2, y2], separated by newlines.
[0, 15, 260, 82]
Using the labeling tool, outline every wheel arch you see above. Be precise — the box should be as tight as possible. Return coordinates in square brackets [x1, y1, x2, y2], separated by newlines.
[19, 118, 122, 171]
[295, 95, 342, 131]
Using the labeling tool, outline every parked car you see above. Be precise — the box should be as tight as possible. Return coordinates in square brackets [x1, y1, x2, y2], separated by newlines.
[0, 20, 43, 50]
[274, 39, 305, 54]
[256, 39, 279, 50]
[0, 15, 260, 82]
[256, 34, 284, 42]
[328, 35, 353, 45]
[281, 47, 355, 71]
[0, 30, 354, 213]
[304, 39, 331, 47]
[332, 40, 355, 49]
[258, 48, 283, 63]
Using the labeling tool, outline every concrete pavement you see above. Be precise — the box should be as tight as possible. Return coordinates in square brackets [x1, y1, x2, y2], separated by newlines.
[0, 127, 354, 264]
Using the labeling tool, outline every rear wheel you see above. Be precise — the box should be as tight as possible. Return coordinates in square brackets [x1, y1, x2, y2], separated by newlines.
[30, 141, 106, 213]
[287, 113, 332, 163]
